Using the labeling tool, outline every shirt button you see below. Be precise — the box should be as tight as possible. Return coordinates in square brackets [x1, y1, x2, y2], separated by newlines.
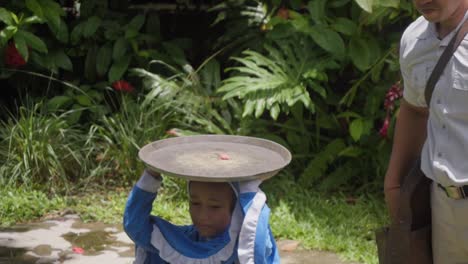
[437, 99, 441, 104]
[438, 152, 442, 157]
[442, 125, 446, 129]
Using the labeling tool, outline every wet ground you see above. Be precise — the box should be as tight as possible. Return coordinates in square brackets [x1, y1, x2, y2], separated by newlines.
[0, 215, 358, 264]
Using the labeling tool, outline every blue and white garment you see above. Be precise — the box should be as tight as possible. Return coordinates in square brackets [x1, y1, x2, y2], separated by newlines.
[123, 171, 280, 264]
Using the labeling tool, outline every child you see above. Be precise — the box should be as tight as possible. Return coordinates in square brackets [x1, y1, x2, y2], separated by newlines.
[123, 169, 280, 264]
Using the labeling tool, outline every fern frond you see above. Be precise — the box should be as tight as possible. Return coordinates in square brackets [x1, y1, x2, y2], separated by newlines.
[218, 36, 324, 120]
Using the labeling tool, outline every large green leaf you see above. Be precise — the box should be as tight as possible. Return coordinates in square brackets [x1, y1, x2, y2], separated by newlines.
[108, 56, 131, 83]
[96, 44, 113, 76]
[307, 0, 327, 24]
[349, 37, 372, 71]
[47, 17, 68, 43]
[126, 14, 145, 38]
[349, 118, 363, 141]
[13, 34, 28, 61]
[332, 18, 357, 36]
[42, 0, 63, 31]
[16, 30, 47, 53]
[307, 25, 345, 57]
[25, 0, 43, 18]
[0, 8, 13, 25]
[113, 37, 128, 60]
[70, 23, 84, 44]
[52, 50, 72, 71]
[83, 16, 101, 38]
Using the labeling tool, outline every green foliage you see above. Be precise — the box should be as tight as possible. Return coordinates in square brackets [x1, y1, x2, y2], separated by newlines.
[73, 190, 129, 224]
[0, 186, 65, 227]
[0, 102, 96, 192]
[133, 58, 241, 135]
[209, 0, 268, 55]
[215, 0, 414, 191]
[0, 0, 414, 194]
[91, 96, 173, 183]
[0, 0, 68, 69]
[70, 12, 149, 83]
[299, 139, 347, 187]
[1, 1, 160, 121]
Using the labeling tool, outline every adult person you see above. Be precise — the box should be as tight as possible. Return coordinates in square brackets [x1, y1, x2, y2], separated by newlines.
[384, 0, 468, 263]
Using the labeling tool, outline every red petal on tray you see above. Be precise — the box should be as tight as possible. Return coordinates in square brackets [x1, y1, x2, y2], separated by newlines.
[72, 246, 85, 254]
[218, 153, 230, 160]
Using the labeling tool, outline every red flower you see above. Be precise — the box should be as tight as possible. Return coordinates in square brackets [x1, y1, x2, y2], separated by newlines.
[112, 80, 134, 93]
[379, 115, 390, 138]
[277, 7, 290, 20]
[4, 42, 27, 68]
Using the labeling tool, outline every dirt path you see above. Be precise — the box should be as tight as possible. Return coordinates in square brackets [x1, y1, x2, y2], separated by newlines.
[0, 215, 358, 264]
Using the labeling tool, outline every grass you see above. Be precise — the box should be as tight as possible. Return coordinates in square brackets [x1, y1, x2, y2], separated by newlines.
[0, 187, 66, 226]
[0, 174, 387, 264]
[263, 175, 388, 264]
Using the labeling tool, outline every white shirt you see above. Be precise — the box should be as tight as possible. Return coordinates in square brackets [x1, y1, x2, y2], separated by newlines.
[400, 11, 468, 186]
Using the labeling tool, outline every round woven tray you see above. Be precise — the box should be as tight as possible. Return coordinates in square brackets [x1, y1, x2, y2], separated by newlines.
[138, 135, 291, 182]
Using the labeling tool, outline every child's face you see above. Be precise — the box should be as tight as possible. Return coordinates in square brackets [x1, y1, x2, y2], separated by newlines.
[189, 181, 235, 238]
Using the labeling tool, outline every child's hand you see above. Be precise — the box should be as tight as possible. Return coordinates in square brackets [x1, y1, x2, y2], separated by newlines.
[146, 169, 162, 181]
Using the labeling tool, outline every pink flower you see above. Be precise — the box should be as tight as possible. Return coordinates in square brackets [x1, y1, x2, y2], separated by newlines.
[4, 42, 27, 68]
[72, 246, 85, 254]
[379, 81, 403, 138]
[379, 115, 390, 138]
[112, 80, 134, 92]
[383, 82, 403, 111]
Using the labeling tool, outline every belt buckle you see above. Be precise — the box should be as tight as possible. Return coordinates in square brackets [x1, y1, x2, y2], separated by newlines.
[445, 186, 463, 199]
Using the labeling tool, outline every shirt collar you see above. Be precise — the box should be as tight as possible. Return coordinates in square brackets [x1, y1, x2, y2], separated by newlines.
[417, 10, 468, 46]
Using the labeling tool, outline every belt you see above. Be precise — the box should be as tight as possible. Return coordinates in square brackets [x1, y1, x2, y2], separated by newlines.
[437, 183, 468, 200]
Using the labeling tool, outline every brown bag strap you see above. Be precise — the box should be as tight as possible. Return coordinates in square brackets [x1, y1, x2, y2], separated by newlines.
[424, 19, 468, 105]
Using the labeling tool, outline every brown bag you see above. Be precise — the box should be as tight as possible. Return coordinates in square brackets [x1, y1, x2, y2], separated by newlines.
[376, 19, 468, 264]
[376, 159, 432, 264]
